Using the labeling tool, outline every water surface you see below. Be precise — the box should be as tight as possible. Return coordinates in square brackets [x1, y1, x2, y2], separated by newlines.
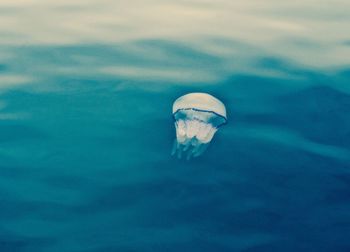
[0, 0, 350, 251]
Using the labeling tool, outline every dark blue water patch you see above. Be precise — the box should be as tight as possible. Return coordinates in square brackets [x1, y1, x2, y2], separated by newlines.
[224, 84, 350, 149]
[0, 199, 51, 221]
[275, 85, 350, 148]
[0, 233, 53, 252]
[0, 239, 31, 252]
[0, 124, 47, 143]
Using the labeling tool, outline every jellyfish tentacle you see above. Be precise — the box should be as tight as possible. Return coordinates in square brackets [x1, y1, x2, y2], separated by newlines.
[193, 143, 209, 157]
[182, 138, 191, 152]
[171, 139, 178, 156]
[177, 143, 183, 159]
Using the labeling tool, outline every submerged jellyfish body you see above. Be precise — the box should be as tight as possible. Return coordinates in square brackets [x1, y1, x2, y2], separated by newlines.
[172, 93, 227, 159]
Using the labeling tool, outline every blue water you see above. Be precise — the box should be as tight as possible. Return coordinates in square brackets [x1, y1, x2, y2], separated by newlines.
[0, 1, 350, 251]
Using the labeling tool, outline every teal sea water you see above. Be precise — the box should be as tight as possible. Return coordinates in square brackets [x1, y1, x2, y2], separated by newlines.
[0, 1, 350, 251]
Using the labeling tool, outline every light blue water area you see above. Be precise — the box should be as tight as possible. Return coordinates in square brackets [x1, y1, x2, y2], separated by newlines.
[0, 1, 350, 251]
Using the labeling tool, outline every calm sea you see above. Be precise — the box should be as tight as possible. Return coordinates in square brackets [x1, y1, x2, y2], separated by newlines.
[0, 0, 349, 251]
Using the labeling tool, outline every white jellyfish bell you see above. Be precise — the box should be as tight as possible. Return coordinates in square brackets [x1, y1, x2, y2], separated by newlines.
[171, 92, 227, 159]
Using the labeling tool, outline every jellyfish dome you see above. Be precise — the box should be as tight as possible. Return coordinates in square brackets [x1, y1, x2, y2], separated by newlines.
[171, 92, 227, 159]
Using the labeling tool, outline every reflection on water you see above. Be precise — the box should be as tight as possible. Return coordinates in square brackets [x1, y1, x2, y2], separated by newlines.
[0, 0, 349, 251]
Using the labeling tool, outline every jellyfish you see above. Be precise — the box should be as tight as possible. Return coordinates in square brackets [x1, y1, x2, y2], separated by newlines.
[171, 92, 227, 159]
